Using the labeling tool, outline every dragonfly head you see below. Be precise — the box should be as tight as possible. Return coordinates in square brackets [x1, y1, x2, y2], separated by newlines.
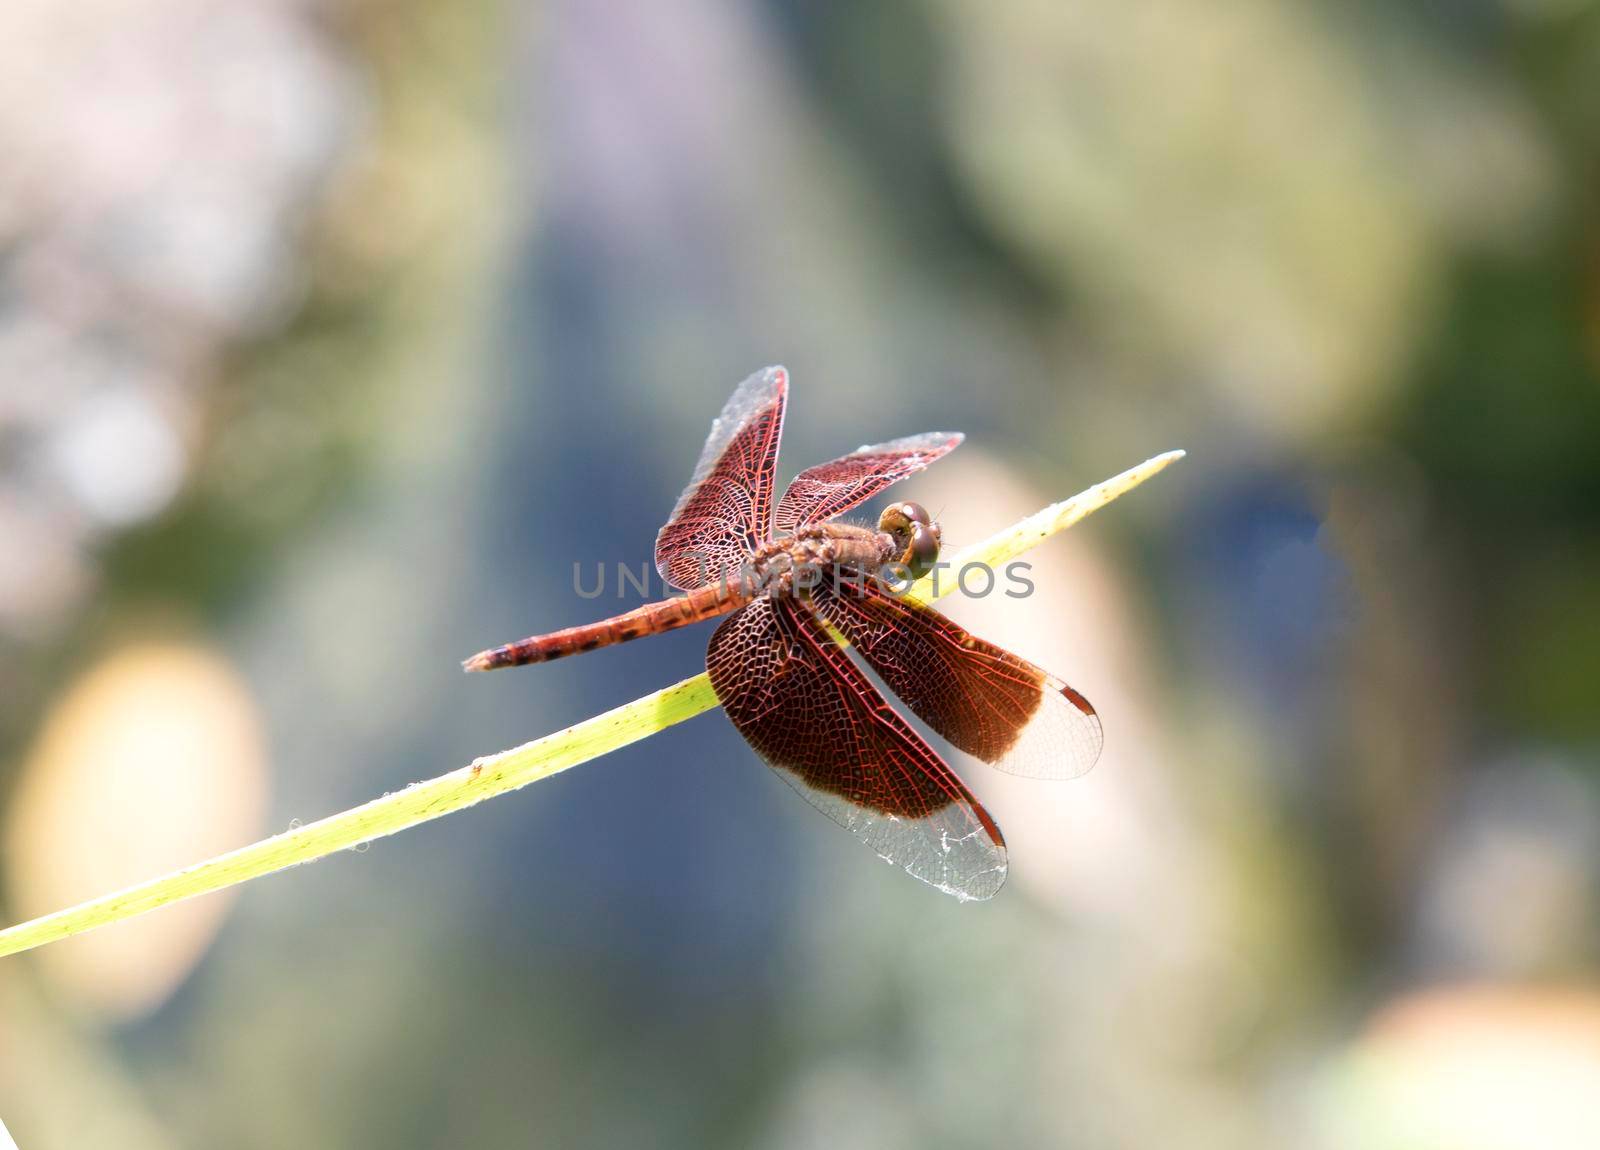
[878, 501, 941, 580]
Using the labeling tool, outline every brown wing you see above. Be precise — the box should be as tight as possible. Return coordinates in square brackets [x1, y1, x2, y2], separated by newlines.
[773, 432, 963, 533]
[655, 366, 787, 590]
[812, 575, 1103, 779]
[706, 595, 1008, 901]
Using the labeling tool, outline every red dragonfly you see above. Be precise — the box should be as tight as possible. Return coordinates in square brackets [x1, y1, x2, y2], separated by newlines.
[465, 367, 1101, 900]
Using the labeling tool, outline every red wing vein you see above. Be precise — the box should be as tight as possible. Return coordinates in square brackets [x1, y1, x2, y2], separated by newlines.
[774, 432, 962, 532]
[705, 596, 1007, 901]
[812, 576, 1103, 780]
[789, 602, 969, 818]
[656, 366, 787, 590]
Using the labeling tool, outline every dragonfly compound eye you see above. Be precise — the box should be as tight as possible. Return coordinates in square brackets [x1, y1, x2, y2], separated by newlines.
[899, 502, 931, 528]
[903, 523, 940, 579]
[878, 501, 931, 537]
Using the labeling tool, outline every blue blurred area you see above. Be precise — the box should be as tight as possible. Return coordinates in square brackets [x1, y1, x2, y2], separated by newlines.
[1185, 476, 1353, 745]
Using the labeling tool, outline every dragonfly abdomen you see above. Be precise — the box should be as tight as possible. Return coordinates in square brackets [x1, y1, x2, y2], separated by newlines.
[463, 581, 746, 671]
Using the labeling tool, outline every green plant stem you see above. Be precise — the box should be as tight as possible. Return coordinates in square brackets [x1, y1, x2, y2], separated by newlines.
[0, 450, 1184, 959]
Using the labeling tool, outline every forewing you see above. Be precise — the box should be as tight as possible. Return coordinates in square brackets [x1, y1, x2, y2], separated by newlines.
[706, 595, 1008, 901]
[773, 431, 963, 533]
[813, 576, 1103, 780]
[655, 366, 787, 589]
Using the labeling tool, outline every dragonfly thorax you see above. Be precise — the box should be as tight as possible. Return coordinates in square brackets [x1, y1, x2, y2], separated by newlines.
[743, 504, 945, 597]
[745, 524, 897, 597]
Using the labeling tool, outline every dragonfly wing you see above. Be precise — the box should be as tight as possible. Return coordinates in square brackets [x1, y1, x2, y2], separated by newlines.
[655, 366, 787, 590]
[773, 431, 962, 533]
[706, 595, 1008, 901]
[812, 575, 1103, 780]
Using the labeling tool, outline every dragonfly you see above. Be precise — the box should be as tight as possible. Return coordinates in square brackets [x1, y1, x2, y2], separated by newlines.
[464, 366, 1101, 900]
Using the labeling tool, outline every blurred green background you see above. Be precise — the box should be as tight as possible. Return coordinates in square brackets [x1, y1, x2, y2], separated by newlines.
[3, 1, 1600, 1147]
